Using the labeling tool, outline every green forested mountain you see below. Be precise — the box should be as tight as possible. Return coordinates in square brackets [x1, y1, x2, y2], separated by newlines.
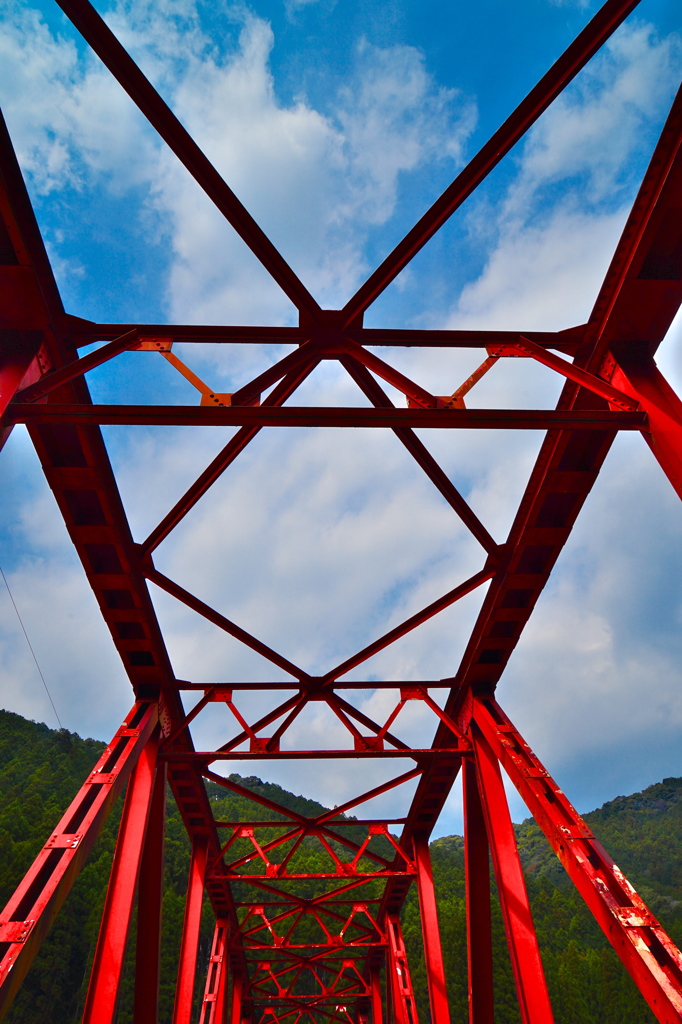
[411, 778, 682, 1024]
[0, 708, 680, 1023]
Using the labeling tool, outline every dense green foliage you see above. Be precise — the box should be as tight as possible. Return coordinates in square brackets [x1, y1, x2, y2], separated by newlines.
[0, 709, 680, 1023]
[408, 778, 682, 1024]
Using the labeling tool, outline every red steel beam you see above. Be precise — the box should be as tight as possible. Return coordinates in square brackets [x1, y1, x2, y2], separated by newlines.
[1, 2, 681, 1020]
[215, 819, 405, 828]
[173, 837, 210, 1024]
[462, 758, 494, 1024]
[66, 319, 582, 354]
[215, 694, 309, 754]
[204, 765, 422, 831]
[322, 566, 496, 684]
[340, 340, 439, 409]
[218, 818, 395, 874]
[339, 0, 641, 324]
[0, 701, 157, 1023]
[0, 103, 245, 978]
[6, 403, 647, 430]
[613, 357, 682, 498]
[230, 968, 244, 1024]
[385, 68, 682, 864]
[594, 84, 682, 493]
[0, 114, 65, 330]
[52, 0, 321, 319]
[339, 357, 500, 555]
[134, 760, 168, 1024]
[386, 915, 419, 1024]
[223, 870, 410, 882]
[199, 919, 230, 1024]
[0, 332, 42, 424]
[0, 109, 64, 450]
[14, 328, 140, 404]
[82, 725, 160, 1024]
[146, 566, 309, 682]
[413, 836, 450, 1024]
[228, 340, 327, 409]
[370, 967, 383, 1024]
[351, 325, 583, 355]
[0, 102, 186, 722]
[489, 336, 638, 410]
[475, 698, 682, 1024]
[471, 725, 554, 1024]
[176, 680, 452, 690]
[142, 357, 321, 555]
[171, 749, 463, 761]
[581, 83, 682, 366]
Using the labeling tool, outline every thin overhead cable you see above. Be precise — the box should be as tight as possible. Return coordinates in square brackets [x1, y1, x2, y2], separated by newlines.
[0, 565, 63, 730]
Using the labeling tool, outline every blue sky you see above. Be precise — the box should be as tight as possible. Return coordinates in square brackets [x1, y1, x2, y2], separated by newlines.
[0, 0, 681, 832]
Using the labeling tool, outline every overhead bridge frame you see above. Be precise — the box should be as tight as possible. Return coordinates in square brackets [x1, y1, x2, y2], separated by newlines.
[0, 0, 682, 1020]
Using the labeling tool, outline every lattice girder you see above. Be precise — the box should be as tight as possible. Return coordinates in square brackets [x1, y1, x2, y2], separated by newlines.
[0, 0, 681, 1022]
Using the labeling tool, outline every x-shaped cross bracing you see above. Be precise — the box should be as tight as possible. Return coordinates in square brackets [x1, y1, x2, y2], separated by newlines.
[0, 0, 681, 1021]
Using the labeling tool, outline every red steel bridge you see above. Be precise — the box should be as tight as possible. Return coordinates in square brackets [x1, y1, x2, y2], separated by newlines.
[1, 0, 682, 1020]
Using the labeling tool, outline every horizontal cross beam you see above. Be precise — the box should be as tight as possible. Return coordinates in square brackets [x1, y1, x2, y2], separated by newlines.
[66, 318, 582, 353]
[162, 749, 468, 760]
[7, 405, 647, 430]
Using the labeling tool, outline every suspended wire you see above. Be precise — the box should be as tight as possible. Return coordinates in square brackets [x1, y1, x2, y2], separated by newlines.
[0, 565, 63, 730]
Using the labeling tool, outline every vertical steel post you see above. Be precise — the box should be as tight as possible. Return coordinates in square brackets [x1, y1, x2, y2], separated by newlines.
[213, 929, 229, 1024]
[134, 760, 167, 1024]
[387, 937, 406, 1024]
[463, 758, 494, 1024]
[81, 726, 160, 1024]
[475, 696, 682, 1024]
[370, 966, 383, 1024]
[230, 968, 244, 1024]
[472, 724, 554, 1024]
[173, 835, 209, 1024]
[386, 914, 419, 1024]
[385, 949, 395, 1024]
[199, 919, 229, 1024]
[413, 835, 451, 1024]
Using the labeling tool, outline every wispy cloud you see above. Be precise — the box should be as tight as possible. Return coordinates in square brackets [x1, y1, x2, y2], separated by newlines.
[449, 22, 682, 333]
[0, 1, 680, 829]
[0, 0, 476, 322]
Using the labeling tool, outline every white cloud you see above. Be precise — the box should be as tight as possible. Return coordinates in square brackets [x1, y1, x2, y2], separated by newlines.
[284, 0, 321, 18]
[0, 0, 476, 324]
[0, 1, 160, 194]
[499, 429, 682, 812]
[0, 433, 132, 738]
[149, 421, 485, 675]
[155, 22, 476, 321]
[517, 22, 681, 202]
[429, 21, 682, 826]
[448, 22, 681, 334]
[0, 558, 131, 734]
[0, 0, 681, 832]
[335, 39, 475, 226]
[453, 206, 627, 331]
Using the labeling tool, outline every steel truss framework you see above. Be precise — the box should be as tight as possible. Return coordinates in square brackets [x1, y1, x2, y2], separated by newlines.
[0, 0, 681, 1021]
